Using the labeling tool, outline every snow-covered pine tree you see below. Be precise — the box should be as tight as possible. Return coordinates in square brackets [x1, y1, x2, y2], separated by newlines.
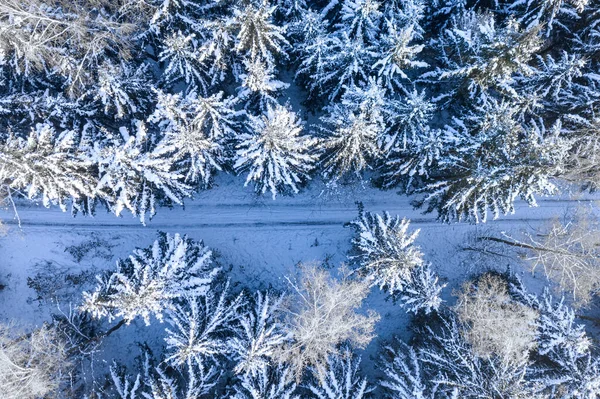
[0, 123, 95, 213]
[347, 207, 444, 313]
[431, 10, 542, 105]
[338, 0, 383, 43]
[0, 90, 94, 136]
[415, 101, 572, 222]
[143, 350, 219, 399]
[307, 346, 374, 399]
[159, 30, 213, 93]
[93, 121, 192, 224]
[379, 339, 438, 399]
[150, 89, 238, 188]
[348, 209, 424, 293]
[294, 30, 340, 100]
[339, 78, 397, 140]
[81, 232, 218, 326]
[286, 5, 326, 47]
[379, 88, 436, 155]
[230, 291, 288, 377]
[506, 0, 588, 37]
[400, 263, 445, 314]
[234, 104, 318, 199]
[320, 104, 381, 179]
[528, 289, 600, 397]
[164, 281, 244, 369]
[194, 19, 236, 84]
[274, 0, 308, 20]
[373, 23, 427, 93]
[381, 125, 447, 192]
[233, 1, 289, 65]
[236, 57, 289, 111]
[107, 364, 142, 399]
[93, 61, 151, 120]
[520, 52, 587, 109]
[316, 32, 377, 101]
[504, 273, 600, 397]
[232, 362, 299, 399]
[535, 289, 591, 362]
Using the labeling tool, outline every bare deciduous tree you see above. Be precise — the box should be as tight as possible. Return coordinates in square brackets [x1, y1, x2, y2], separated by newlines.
[477, 207, 600, 307]
[274, 264, 379, 381]
[524, 210, 600, 307]
[455, 273, 538, 364]
[0, 0, 135, 94]
[0, 323, 70, 399]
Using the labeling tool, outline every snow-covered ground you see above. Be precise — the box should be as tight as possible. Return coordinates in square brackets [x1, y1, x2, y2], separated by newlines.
[1, 174, 599, 381]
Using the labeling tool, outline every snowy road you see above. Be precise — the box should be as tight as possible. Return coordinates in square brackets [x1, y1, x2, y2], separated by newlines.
[0, 196, 595, 230]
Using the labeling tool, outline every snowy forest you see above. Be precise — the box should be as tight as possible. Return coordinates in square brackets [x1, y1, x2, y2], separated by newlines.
[3, 0, 600, 397]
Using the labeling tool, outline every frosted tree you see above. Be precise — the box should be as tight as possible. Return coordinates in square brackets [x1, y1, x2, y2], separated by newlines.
[380, 89, 436, 153]
[93, 121, 192, 224]
[347, 208, 444, 313]
[232, 362, 299, 399]
[0, 323, 71, 399]
[380, 339, 437, 399]
[373, 23, 427, 92]
[233, 2, 289, 64]
[0, 123, 95, 213]
[432, 11, 542, 103]
[382, 125, 447, 192]
[230, 291, 288, 377]
[274, 264, 379, 381]
[143, 352, 219, 399]
[81, 232, 219, 326]
[93, 62, 151, 120]
[159, 31, 212, 92]
[150, 90, 238, 188]
[347, 210, 424, 293]
[236, 57, 289, 111]
[164, 282, 244, 369]
[307, 347, 374, 399]
[518, 208, 600, 307]
[400, 263, 445, 315]
[506, 0, 588, 36]
[338, 0, 383, 43]
[234, 104, 318, 199]
[320, 106, 381, 179]
[415, 101, 572, 222]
